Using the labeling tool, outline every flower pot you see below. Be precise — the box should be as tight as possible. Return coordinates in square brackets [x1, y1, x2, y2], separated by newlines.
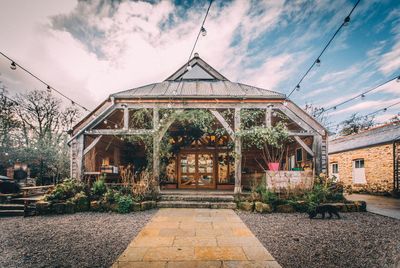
[268, 162, 280, 171]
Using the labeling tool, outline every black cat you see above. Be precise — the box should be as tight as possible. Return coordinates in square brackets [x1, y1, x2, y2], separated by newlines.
[308, 204, 340, 219]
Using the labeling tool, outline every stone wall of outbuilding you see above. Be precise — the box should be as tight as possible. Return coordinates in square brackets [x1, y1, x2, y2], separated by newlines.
[328, 143, 394, 192]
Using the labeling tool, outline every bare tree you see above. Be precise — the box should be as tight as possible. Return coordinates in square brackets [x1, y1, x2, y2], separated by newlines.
[339, 113, 375, 136]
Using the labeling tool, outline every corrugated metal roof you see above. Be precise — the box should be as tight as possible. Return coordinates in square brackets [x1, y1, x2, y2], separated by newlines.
[111, 80, 285, 99]
[329, 123, 400, 154]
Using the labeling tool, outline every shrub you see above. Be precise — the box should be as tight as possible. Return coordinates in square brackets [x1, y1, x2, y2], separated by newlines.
[116, 195, 133, 214]
[45, 179, 85, 202]
[92, 178, 107, 197]
[71, 191, 89, 212]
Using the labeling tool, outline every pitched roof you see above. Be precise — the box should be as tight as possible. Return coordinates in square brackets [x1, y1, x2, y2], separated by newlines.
[111, 55, 285, 99]
[329, 122, 400, 154]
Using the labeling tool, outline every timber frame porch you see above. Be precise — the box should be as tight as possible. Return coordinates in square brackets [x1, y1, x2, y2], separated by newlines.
[68, 55, 327, 193]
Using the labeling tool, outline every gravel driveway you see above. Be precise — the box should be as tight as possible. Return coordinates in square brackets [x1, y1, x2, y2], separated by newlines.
[237, 211, 400, 268]
[0, 211, 156, 268]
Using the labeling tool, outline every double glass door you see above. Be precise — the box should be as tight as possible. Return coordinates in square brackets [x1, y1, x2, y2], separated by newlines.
[179, 153, 215, 189]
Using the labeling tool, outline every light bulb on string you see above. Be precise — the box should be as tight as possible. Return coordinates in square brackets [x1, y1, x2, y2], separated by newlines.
[361, 94, 366, 100]
[71, 100, 75, 106]
[295, 85, 300, 91]
[283, 101, 288, 106]
[186, 64, 192, 71]
[315, 58, 321, 67]
[46, 85, 51, 93]
[333, 106, 337, 110]
[201, 27, 207, 36]
[104, 120, 108, 124]
[10, 62, 17, 70]
[383, 108, 388, 112]
[167, 102, 172, 109]
[114, 124, 118, 129]
[396, 76, 400, 83]
[343, 16, 350, 26]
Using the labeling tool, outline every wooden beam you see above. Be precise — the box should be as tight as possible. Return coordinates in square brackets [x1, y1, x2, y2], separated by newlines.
[288, 131, 314, 136]
[123, 107, 129, 130]
[277, 105, 315, 133]
[83, 135, 102, 156]
[312, 135, 323, 175]
[121, 102, 283, 110]
[234, 108, 242, 194]
[209, 109, 235, 139]
[72, 135, 84, 180]
[87, 129, 153, 135]
[153, 108, 160, 191]
[293, 136, 314, 157]
[158, 109, 184, 142]
[285, 101, 326, 135]
[266, 107, 272, 127]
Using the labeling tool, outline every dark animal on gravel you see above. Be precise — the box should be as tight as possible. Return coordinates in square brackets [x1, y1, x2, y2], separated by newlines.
[308, 204, 340, 219]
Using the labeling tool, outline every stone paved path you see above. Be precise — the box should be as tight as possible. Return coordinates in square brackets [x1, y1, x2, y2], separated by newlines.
[346, 194, 400, 220]
[112, 208, 281, 268]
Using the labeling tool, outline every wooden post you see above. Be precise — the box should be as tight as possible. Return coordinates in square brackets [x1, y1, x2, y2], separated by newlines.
[153, 108, 160, 191]
[312, 135, 322, 175]
[123, 107, 129, 130]
[72, 134, 84, 180]
[266, 106, 272, 127]
[234, 108, 242, 194]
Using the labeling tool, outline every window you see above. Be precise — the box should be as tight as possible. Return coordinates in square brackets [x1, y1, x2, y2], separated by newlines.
[354, 159, 364, 168]
[332, 163, 338, 174]
[306, 152, 313, 161]
[296, 148, 303, 162]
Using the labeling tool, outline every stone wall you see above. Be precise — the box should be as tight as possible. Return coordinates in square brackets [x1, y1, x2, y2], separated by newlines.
[329, 143, 394, 192]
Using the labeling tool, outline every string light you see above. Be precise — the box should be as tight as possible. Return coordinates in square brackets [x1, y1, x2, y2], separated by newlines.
[10, 62, 16, 70]
[168, 0, 213, 107]
[317, 74, 400, 116]
[0, 51, 90, 112]
[343, 16, 351, 26]
[397, 76, 400, 83]
[316, 58, 321, 67]
[201, 27, 207, 36]
[295, 84, 300, 91]
[46, 85, 51, 93]
[286, 0, 361, 99]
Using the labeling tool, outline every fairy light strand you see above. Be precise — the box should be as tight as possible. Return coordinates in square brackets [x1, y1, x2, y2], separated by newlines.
[0, 51, 90, 112]
[316, 74, 400, 116]
[286, 0, 361, 99]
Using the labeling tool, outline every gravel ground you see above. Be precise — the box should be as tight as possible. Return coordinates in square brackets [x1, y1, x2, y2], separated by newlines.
[237, 211, 400, 268]
[0, 210, 156, 268]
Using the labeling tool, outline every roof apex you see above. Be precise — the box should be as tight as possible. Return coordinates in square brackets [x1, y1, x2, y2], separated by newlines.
[165, 55, 229, 81]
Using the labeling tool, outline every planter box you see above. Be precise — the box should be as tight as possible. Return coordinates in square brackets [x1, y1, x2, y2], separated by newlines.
[265, 171, 314, 192]
[217, 184, 235, 190]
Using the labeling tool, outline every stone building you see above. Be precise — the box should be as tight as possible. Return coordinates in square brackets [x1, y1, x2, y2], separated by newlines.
[328, 122, 400, 193]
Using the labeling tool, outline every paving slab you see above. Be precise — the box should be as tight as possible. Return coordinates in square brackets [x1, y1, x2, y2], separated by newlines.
[113, 208, 281, 268]
[346, 194, 400, 220]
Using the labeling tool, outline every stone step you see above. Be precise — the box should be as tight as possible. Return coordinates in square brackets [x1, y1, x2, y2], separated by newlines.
[0, 210, 25, 217]
[0, 204, 25, 210]
[160, 194, 234, 202]
[157, 201, 237, 209]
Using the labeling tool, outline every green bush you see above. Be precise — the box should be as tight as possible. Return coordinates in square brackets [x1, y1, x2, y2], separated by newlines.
[71, 191, 89, 212]
[116, 195, 133, 214]
[92, 179, 107, 197]
[45, 179, 85, 202]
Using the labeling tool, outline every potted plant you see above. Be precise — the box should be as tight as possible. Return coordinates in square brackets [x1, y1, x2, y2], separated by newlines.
[240, 121, 291, 171]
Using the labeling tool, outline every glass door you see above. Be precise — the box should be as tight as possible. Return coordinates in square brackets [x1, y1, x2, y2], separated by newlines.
[180, 154, 197, 188]
[197, 153, 214, 188]
[179, 152, 215, 189]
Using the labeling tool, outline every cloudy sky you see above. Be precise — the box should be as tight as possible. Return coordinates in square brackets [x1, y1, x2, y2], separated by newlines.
[0, 0, 399, 130]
